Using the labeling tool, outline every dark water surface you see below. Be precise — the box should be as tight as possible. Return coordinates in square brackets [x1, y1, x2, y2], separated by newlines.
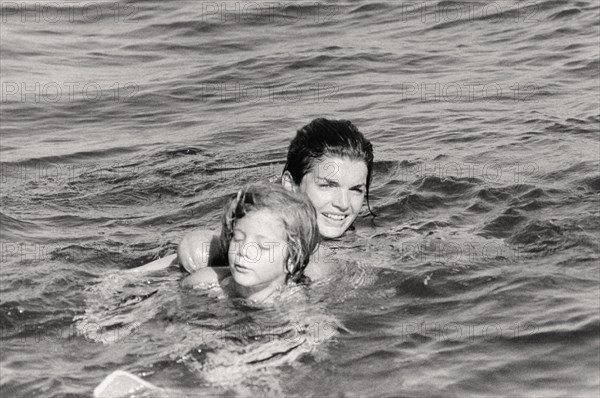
[1, 0, 599, 397]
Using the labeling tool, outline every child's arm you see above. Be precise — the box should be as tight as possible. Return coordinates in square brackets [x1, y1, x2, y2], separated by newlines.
[181, 266, 231, 288]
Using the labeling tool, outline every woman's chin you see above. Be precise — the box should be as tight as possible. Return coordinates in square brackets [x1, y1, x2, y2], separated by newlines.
[318, 215, 356, 239]
[318, 225, 346, 239]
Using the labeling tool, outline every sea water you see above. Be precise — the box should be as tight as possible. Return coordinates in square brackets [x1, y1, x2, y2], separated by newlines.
[1, 0, 598, 396]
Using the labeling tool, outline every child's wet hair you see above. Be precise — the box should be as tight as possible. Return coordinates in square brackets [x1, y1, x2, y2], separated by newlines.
[219, 184, 320, 283]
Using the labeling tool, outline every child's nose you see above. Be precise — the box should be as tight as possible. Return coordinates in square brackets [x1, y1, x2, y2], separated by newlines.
[232, 240, 260, 262]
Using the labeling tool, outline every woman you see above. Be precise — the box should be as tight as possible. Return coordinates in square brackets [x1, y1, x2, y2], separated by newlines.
[281, 117, 374, 239]
[134, 118, 374, 279]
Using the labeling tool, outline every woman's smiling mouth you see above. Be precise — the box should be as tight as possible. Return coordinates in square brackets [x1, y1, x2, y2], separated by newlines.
[322, 213, 348, 221]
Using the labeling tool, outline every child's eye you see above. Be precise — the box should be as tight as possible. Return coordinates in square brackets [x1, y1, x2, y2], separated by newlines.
[352, 187, 365, 194]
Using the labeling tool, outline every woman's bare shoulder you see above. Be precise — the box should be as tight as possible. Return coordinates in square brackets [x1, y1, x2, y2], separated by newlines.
[178, 229, 221, 273]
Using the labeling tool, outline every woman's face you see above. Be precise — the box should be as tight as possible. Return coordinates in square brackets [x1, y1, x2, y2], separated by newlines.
[296, 156, 368, 239]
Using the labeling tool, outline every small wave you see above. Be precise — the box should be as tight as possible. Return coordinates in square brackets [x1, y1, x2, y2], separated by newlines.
[417, 220, 451, 232]
[392, 268, 458, 298]
[476, 184, 535, 202]
[129, 20, 216, 39]
[0, 147, 141, 169]
[480, 208, 528, 239]
[0, 212, 41, 239]
[162, 146, 205, 157]
[504, 318, 599, 345]
[49, 244, 132, 268]
[518, 187, 548, 200]
[377, 193, 446, 216]
[549, 9, 582, 20]
[372, 160, 400, 175]
[515, 199, 556, 211]
[510, 188, 558, 211]
[575, 175, 600, 192]
[545, 121, 598, 136]
[185, 330, 307, 382]
[349, 3, 392, 14]
[476, 188, 513, 202]
[506, 220, 569, 251]
[135, 195, 225, 228]
[542, 161, 597, 184]
[286, 54, 336, 70]
[466, 202, 493, 213]
[73, 272, 178, 344]
[415, 175, 480, 196]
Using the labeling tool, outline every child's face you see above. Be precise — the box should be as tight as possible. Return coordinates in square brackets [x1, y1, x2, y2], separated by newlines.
[228, 209, 288, 292]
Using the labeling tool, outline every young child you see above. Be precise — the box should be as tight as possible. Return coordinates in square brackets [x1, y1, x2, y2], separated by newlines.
[181, 184, 320, 302]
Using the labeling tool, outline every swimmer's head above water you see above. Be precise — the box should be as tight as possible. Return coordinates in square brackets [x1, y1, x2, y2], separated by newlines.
[282, 118, 374, 239]
[219, 184, 320, 301]
[173, 118, 375, 276]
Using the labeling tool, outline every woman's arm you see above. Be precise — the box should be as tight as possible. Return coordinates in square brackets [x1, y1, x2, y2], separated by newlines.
[126, 253, 178, 274]
[128, 229, 219, 274]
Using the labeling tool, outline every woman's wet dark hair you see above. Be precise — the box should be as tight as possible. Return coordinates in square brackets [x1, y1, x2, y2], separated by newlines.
[283, 118, 375, 215]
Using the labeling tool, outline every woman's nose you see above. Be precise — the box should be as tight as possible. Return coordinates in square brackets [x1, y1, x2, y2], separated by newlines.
[332, 189, 350, 210]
